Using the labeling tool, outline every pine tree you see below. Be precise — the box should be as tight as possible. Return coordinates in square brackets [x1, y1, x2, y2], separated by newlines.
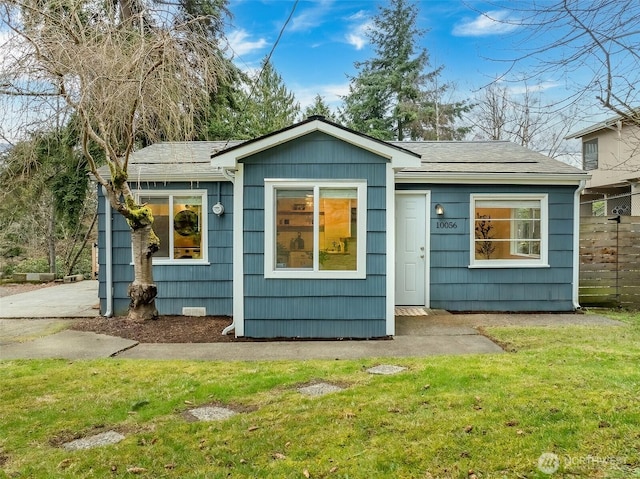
[341, 0, 472, 141]
[303, 95, 338, 122]
[239, 60, 300, 138]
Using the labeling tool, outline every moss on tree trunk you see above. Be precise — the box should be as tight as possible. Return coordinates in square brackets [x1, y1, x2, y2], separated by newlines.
[127, 208, 159, 321]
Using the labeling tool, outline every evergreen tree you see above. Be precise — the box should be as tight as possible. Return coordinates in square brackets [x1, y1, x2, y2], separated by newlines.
[206, 60, 300, 139]
[239, 60, 300, 138]
[200, 62, 249, 140]
[341, 0, 472, 141]
[303, 95, 338, 122]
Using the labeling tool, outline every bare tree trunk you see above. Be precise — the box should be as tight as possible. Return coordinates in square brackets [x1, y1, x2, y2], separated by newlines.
[47, 200, 56, 275]
[66, 209, 98, 276]
[127, 223, 158, 321]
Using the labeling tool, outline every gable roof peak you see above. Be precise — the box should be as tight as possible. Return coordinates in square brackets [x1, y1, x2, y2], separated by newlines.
[211, 117, 421, 169]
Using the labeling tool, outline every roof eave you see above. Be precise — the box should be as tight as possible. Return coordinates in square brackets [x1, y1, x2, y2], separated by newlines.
[91, 172, 227, 183]
[395, 171, 590, 185]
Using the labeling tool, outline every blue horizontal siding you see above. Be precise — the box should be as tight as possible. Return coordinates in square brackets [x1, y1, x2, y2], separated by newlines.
[438, 300, 573, 312]
[244, 319, 387, 338]
[367, 210, 386, 232]
[97, 181, 234, 317]
[399, 183, 579, 312]
[242, 132, 389, 338]
[244, 276, 384, 296]
[245, 297, 385, 320]
[243, 163, 386, 184]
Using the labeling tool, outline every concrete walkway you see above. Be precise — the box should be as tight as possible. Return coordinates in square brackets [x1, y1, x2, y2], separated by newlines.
[0, 317, 505, 360]
[0, 281, 623, 361]
[0, 280, 99, 318]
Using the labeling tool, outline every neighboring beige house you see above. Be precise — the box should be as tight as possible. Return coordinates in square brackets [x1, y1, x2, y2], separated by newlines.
[567, 114, 640, 216]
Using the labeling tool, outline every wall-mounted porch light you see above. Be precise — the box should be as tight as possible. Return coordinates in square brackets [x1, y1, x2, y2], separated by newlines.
[435, 203, 445, 216]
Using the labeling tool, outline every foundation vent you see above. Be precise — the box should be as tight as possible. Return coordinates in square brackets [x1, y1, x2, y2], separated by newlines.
[182, 307, 206, 317]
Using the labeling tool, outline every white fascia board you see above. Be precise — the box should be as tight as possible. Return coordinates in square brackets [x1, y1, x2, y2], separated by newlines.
[96, 172, 227, 183]
[135, 174, 227, 183]
[395, 172, 590, 185]
[211, 120, 421, 169]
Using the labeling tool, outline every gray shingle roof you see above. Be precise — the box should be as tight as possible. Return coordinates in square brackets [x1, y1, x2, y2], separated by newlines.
[393, 141, 585, 178]
[96, 139, 586, 183]
[96, 141, 243, 182]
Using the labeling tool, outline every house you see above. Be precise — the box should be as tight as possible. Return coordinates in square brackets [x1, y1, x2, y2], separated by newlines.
[566, 114, 640, 216]
[97, 116, 588, 338]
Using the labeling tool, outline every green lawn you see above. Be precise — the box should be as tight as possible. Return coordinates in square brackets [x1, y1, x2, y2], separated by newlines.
[1, 310, 639, 478]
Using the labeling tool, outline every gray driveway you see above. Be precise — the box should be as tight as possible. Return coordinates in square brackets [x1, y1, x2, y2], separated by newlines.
[0, 280, 99, 318]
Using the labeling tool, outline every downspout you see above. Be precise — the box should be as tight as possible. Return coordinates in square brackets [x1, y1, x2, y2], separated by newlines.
[572, 179, 587, 310]
[220, 167, 236, 335]
[102, 186, 114, 317]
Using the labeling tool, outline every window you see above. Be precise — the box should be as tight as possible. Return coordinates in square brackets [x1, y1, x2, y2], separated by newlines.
[265, 180, 367, 278]
[583, 138, 598, 170]
[136, 190, 207, 263]
[470, 194, 548, 268]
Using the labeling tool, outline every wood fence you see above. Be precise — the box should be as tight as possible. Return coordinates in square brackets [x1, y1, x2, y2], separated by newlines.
[579, 216, 640, 308]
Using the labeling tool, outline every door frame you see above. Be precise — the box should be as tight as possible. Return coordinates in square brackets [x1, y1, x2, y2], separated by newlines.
[394, 190, 431, 308]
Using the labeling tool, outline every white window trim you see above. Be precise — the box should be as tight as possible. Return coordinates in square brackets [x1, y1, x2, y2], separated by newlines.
[134, 189, 209, 265]
[264, 179, 367, 279]
[469, 193, 549, 269]
[509, 208, 541, 258]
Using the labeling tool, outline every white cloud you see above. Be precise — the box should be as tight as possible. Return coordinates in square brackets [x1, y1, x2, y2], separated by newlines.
[225, 29, 268, 57]
[453, 10, 521, 37]
[290, 0, 334, 32]
[506, 81, 561, 95]
[345, 19, 371, 50]
[347, 10, 368, 22]
[294, 82, 349, 111]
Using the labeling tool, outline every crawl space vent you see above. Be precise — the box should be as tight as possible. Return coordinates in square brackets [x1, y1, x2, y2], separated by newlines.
[182, 307, 206, 317]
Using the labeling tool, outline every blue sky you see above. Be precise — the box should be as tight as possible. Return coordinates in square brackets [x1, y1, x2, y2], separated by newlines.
[223, 0, 575, 113]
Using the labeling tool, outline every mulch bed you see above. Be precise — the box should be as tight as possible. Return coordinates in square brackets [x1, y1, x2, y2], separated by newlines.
[71, 316, 241, 343]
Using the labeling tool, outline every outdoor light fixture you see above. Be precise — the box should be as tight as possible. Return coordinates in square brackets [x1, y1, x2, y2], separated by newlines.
[435, 203, 445, 216]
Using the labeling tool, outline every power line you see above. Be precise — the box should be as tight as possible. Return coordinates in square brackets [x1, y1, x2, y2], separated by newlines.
[219, 0, 299, 147]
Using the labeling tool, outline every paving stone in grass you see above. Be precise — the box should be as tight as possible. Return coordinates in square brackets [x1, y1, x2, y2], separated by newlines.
[367, 365, 407, 375]
[188, 406, 236, 421]
[62, 431, 125, 450]
[298, 382, 344, 397]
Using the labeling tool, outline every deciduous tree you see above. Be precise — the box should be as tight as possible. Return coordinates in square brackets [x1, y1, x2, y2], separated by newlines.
[0, 0, 229, 320]
[470, 82, 578, 161]
[493, 0, 640, 125]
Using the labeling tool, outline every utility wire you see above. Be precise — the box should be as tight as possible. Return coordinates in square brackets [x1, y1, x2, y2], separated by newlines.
[219, 0, 299, 150]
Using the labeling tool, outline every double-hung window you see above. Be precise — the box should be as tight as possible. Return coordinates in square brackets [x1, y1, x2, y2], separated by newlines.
[470, 194, 548, 268]
[136, 190, 208, 264]
[264, 180, 367, 278]
[583, 138, 598, 170]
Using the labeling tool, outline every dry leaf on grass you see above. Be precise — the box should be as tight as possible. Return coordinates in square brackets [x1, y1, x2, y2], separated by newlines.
[127, 467, 147, 474]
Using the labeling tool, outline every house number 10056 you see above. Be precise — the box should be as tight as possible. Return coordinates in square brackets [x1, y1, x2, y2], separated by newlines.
[436, 221, 458, 229]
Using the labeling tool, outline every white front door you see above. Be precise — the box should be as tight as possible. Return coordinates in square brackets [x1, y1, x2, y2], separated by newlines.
[395, 192, 429, 306]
